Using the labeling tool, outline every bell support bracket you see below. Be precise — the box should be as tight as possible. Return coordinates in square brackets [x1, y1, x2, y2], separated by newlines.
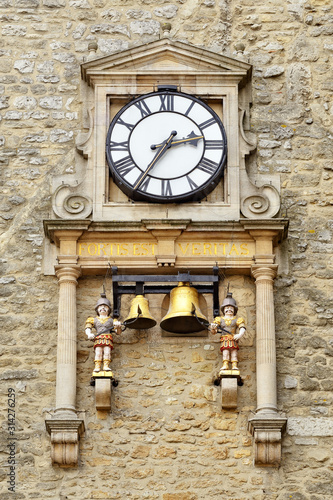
[111, 266, 220, 319]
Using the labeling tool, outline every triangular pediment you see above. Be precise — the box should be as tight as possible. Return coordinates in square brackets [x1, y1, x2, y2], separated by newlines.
[81, 38, 251, 87]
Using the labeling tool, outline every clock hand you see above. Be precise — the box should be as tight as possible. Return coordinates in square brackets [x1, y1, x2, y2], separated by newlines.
[133, 130, 177, 190]
[151, 131, 203, 150]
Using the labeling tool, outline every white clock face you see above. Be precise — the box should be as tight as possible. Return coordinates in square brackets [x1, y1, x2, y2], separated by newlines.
[106, 91, 227, 203]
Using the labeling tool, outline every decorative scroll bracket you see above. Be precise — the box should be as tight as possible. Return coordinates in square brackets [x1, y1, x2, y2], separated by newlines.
[248, 415, 287, 467]
[238, 107, 281, 219]
[45, 418, 85, 467]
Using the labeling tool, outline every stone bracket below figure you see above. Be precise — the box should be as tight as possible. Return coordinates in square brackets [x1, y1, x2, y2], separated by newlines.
[215, 373, 243, 409]
[90, 371, 118, 411]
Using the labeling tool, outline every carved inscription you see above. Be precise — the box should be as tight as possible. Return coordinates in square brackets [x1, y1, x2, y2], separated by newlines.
[78, 242, 254, 258]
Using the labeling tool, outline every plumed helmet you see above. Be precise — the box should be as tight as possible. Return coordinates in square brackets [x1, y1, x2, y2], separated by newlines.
[221, 292, 238, 314]
[95, 293, 112, 315]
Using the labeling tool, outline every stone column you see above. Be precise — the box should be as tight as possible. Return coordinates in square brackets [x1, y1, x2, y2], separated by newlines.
[55, 265, 81, 414]
[251, 265, 278, 414]
[248, 263, 287, 466]
[45, 264, 85, 467]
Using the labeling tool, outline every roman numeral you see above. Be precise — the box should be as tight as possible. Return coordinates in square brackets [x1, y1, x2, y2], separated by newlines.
[161, 179, 172, 196]
[184, 100, 195, 116]
[114, 155, 136, 176]
[198, 117, 216, 130]
[134, 99, 151, 118]
[186, 175, 198, 191]
[109, 140, 129, 152]
[197, 157, 219, 175]
[117, 117, 135, 131]
[158, 94, 174, 112]
[139, 177, 151, 192]
[205, 140, 224, 150]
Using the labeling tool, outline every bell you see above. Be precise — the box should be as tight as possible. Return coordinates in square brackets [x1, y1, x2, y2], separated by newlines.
[123, 295, 157, 329]
[160, 282, 209, 333]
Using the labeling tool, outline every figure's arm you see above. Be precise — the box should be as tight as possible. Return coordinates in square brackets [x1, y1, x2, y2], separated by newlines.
[233, 318, 246, 341]
[85, 317, 95, 340]
[113, 319, 123, 335]
[209, 317, 221, 335]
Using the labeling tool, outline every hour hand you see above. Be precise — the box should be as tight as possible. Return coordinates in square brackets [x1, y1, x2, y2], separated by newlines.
[151, 131, 203, 150]
[133, 130, 177, 190]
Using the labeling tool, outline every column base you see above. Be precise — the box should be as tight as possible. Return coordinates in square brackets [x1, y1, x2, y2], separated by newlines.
[45, 417, 85, 467]
[248, 413, 287, 467]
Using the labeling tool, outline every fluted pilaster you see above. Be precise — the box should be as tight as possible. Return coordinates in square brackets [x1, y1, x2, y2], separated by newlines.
[252, 265, 278, 414]
[249, 263, 287, 466]
[55, 265, 81, 414]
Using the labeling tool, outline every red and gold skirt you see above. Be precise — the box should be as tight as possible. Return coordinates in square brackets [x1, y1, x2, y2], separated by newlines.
[94, 334, 113, 350]
[220, 334, 239, 351]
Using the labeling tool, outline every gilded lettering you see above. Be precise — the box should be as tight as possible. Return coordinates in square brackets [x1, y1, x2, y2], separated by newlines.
[151, 243, 155, 256]
[78, 242, 86, 256]
[98, 243, 108, 256]
[178, 243, 189, 256]
[192, 243, 201, 255]
[229, 244, 239, 256]
[141, 243, 149, 256]
[203, 243, 212, 255]
[133, 243, 141, 256]
[220, 243, 227, 255]
[240, 243, 249, 255]
[120, 244, 129, 256]
[88, 243, 97, 256]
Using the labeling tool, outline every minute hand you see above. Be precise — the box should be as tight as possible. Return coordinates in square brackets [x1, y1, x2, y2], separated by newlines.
[151, 131, 203, 150]
[133, 130, 177, 191]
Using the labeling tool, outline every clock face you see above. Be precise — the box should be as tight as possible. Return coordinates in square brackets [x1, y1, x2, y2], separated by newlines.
[106, 90, 227, 203]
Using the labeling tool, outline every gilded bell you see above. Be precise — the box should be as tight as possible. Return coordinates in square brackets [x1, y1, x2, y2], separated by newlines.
[123, 295, 157, 329]
[160, 282, 209, 333]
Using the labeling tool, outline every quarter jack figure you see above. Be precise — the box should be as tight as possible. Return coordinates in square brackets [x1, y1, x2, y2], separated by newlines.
[85, 293, 122, 374]
[210, 292, 246, 375]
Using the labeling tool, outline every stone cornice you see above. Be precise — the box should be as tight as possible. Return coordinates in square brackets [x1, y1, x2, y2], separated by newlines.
[44, 218, 289, 244]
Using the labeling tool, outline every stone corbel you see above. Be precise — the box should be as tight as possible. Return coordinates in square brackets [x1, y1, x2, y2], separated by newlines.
[45, 419, 85, 467]
[238, 108, 281, 219]
[248, 416, 287, 467]
[95, 378, 112, 411]
[220, 376, 238, 409]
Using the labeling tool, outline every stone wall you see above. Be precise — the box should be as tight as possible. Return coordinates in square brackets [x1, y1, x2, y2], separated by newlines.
[1, 0, 333, 499]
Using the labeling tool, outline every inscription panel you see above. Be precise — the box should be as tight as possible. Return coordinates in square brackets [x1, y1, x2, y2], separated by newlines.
[78, 241, 254, 258]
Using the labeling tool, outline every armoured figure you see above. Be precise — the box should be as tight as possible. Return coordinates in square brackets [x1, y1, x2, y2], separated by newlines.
[210, 292, 246, 374]
[85, 293, 122, 373]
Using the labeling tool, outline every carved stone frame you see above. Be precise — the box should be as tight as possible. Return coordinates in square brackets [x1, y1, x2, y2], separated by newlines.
[51, 39, 280, 223]
[45, 39, 287, 468]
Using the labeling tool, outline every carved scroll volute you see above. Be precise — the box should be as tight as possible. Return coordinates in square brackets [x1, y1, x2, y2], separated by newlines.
[52, 184, 92, 220]
[239, 108, 281, 219]
[51, 105, 94, 220]
[76, 107, 94, 159]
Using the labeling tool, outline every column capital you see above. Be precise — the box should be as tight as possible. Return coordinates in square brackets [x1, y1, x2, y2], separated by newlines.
[55, 265, 81, 284]
[251, 264, 278, 281]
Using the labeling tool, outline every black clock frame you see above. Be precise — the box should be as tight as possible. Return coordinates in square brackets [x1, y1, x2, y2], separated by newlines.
[106, 89, 227, 204]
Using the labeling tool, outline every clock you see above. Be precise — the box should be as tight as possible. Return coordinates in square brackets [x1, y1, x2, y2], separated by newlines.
[106, 89, 227, 203]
